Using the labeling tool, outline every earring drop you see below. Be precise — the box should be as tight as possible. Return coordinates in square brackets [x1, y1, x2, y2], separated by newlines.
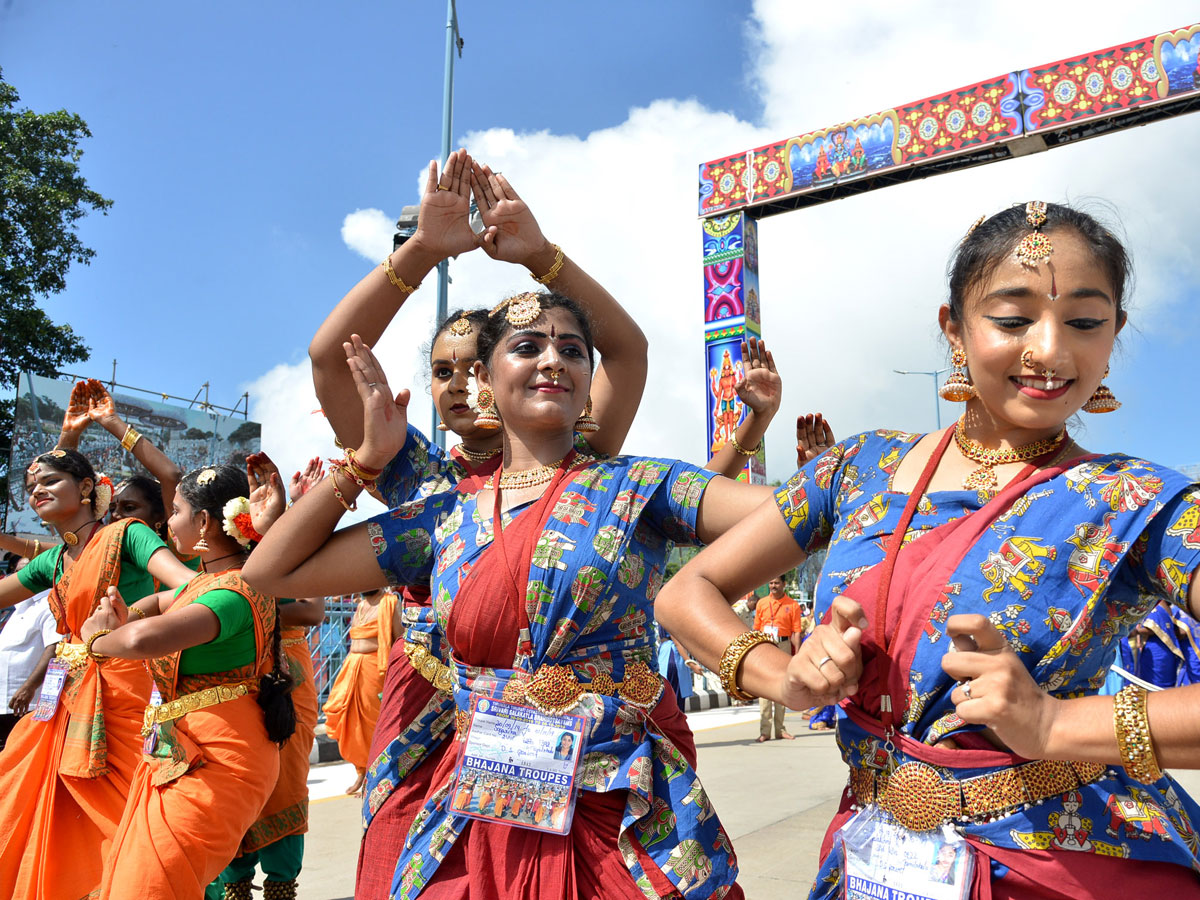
[473, 387, 502, 430]
[193, 535, 211, 553]
[574, 397, 600, 433]
[1083, 365, 1121, 414]
[939, 348, 976, 402]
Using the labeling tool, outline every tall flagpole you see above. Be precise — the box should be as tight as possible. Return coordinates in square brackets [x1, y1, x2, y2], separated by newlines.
[433, 0, 462, 448]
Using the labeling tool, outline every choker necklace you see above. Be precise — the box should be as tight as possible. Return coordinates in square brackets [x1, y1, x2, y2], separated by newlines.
[954, 418, 1067, 493]
[201, 550, 248, 573]
[457, 444, 501, 464]
[489, 456, 567, 491]
[62, 520, 98, 547]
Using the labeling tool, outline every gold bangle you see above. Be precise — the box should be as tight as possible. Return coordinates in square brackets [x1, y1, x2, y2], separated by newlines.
[718, 630, 774, 702]
[32, 539, 41, 557]
[129, 606, 147, 620]
[1114, 685, 1163, 783]
[120, 425, 143, 452]
[85, 628, 113, 661]
[329, 467, 357, 512]
[381, 257, 418, 294]
[530, 243, 565, 284]
[729, 434, 762, 456]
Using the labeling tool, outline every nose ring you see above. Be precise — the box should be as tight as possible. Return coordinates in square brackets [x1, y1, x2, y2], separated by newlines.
[549, 372, 560, 384]
[1021, 350, 1036, 370]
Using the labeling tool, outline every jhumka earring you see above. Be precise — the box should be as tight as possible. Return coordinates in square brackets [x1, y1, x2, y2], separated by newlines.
[473, 387, 502, 430]
[192, 534, 211, 553]
[574, 397, 600, 433]
[939, 348, 977, 401]
[1083, 365, 1121, 414]
[436, 422, 450, 432]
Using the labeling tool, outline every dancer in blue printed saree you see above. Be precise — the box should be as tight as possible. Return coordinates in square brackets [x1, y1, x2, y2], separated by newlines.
[246, 288, 804, 899]
[659, 202, 1200, 898]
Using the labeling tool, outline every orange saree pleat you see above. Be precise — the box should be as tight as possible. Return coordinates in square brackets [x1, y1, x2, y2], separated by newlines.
[322, 612, 389, 769]
[239, 627, 317, 853]
[0, 520, 151, 900]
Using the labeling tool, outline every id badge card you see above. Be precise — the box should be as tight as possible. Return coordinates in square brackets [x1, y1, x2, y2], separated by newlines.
[143, 684, 163, 754]
[762, 625, 781, 641]
[450, 696, 586, 835]
[32, 659, 69, 721]
[839, 805, 974, 900]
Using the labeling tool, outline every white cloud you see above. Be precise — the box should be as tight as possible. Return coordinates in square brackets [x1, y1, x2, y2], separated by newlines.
[340, 208, 396, 262]
[256, 3, 1200, 484]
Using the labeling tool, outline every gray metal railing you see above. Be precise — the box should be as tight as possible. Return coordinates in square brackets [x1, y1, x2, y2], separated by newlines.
[308, 596, 356, 716]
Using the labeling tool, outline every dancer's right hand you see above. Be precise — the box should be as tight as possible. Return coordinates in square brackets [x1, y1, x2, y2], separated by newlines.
[61, 380, 93, 440]
[780, 595, 865, 710]
[796, 413, 835, 467]
[410, 148, 482, 262]
[344, 334, 409, 471]
[288, 456, 325, 504]
[81, 587, 129, 641]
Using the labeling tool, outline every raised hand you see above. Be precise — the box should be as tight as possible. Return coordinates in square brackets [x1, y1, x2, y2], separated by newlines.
[288, 456, 325, 505]
[344, 334, 409, 471]
[796, 413, 835, 467]
[85, 379, 120, 427]
[470, 161, 551, 267]
[941, 614, 1059, 760]
[411, 149, 482, 262]
[246, 452, 287, 535]
[61, 380, 93, 440]
[780, 595, 866, 710]
[734, 337, 782, 417]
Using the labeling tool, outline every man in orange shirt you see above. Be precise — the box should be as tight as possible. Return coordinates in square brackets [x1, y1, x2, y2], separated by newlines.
[753, 575, 802, 742]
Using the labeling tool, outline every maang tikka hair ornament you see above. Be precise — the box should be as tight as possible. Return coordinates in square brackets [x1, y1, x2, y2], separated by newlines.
[1015, 201, 1058, 301]
[491, 292, 543, 328]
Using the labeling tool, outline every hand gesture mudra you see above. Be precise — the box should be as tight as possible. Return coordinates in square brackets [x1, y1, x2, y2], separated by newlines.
[470, 161, 550, 266]
[796, 413, 835, 467]
[288, 456, 325, 504]
[344, 334, 409, 471]
[781, 595, 866, 710]
[85, 379, 119, 426]
[81, 587, 129, 642]
[62, 381, 93, 437]
[734, 337, 782, 417]
[246, 452, 286, 535]
[412, 148, 482, 261]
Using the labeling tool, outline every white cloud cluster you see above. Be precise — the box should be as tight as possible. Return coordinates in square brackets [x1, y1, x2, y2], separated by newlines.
[249, 2, 1200, 485]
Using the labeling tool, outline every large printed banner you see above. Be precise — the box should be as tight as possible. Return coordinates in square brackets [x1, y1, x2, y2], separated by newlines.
[6, 373, 261, 534]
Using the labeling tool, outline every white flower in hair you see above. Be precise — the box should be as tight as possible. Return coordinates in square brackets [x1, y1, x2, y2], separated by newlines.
[221, 497, 261, 547]
[94, 474, 114, 512]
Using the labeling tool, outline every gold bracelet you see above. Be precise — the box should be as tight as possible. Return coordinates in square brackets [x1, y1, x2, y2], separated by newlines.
[343, 448, 383, 485]
[381, 257, 418, 294]
[329, 467, 357, 512]
[718, 630, 774, 702]
[1113, 685, 1163, 783]
[729, 434, 762, 456]
[120, 425, 143, 452]
[85, 628, 113, 661]
[32, 539, 41, 557]
[530, 243, 565, 284]
[129, 606, 147, 620]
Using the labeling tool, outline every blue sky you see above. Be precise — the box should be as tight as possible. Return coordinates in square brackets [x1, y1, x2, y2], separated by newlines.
[3, 1, 1198, 486]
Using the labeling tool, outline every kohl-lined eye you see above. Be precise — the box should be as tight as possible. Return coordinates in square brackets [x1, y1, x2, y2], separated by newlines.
[984, 316, 1032, 330]
[1067, 318, 1108, 331]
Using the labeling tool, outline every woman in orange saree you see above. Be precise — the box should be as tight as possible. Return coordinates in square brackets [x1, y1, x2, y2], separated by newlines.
[81, 462, 295, 900]
[0, 448, 195, 900]
[321, 587, 398, 793]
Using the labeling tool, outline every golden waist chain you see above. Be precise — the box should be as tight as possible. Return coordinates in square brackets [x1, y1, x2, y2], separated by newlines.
[141, 680, 255, 735]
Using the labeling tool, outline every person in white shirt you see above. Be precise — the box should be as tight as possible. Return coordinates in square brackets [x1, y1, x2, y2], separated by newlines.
[0, 570, 58, 751]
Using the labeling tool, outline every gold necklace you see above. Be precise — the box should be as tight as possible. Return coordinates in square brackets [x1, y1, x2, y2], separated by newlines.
[490, 456, 566, 491]
[62, 520, 98, 547]
[456, 443, 501, 464]
[954, 418, 1067, 493]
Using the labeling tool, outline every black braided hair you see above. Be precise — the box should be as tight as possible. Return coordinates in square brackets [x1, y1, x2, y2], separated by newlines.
[257, 606, 296, 746]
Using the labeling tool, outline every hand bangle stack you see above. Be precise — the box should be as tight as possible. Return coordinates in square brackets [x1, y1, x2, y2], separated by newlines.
[530, 244, 565, 284]
[129, 606, 147, 621]
[718, 630, 774, 702]
[1113, 685, 1163, 783]
[120, 425, 143, 452]
[729, 434, 762, 456]
[85, 629, 113, 661]
[382, 257, 418, 294]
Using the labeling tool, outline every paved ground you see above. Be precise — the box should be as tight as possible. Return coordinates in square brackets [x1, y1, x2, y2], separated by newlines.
[296, 706, 1200, 899]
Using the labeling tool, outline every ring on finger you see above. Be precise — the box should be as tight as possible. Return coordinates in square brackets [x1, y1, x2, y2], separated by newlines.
[816, 655, 834, 668]
[961, 679, 973, 700]
[367, 382, 378, 387]
[437, 184, 451, 191]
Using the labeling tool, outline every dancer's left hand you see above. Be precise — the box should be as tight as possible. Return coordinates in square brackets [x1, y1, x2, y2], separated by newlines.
[81, 587, 129, 642]
[941, 614, 1060, 760]
[470, 161, 551, 269]
[734, 337, 781, 418]
[247, 452, 286, 535]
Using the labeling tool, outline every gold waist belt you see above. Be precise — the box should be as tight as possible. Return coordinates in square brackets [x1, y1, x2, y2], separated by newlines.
[141, 681, 254, 735]
[280, 636, 307, 648]
[55, 641, 89, 670]
[405, 641, 663, 717]
[849, 757, 1108, 832]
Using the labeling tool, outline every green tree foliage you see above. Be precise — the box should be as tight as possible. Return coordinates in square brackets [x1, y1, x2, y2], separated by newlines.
[0, 68, 110, 524]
